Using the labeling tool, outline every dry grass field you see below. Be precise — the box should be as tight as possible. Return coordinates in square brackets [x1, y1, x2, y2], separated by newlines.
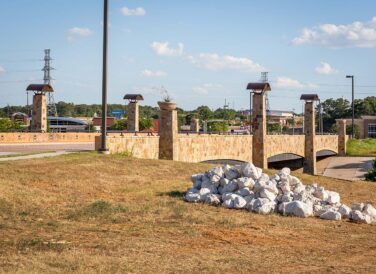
[0, 153, 376, 273]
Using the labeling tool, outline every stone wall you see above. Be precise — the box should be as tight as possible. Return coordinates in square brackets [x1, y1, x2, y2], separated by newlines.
[95, 133, 159, 159]
[265, 135, 305, 158]
[176, 134, 252, 163]
[0, 132, 99, 143]
[316, 135, 339, 153]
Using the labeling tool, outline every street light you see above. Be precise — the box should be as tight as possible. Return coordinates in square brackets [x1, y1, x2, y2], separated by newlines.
[99, 0, 109, 153]
[346, 75, 355, 138]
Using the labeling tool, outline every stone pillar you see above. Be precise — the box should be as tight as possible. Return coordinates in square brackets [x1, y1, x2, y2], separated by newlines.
[336, 119, 347, 156]
[31, 94, 47, 132]
[127, 102, 139, 132]
[158, 102, 178, 160]
[252, 93, 267, 169]
[190, 118, 200, 133]
[303, 101, 316, 175]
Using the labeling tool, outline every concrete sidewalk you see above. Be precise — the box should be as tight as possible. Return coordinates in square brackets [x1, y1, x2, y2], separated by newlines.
[323, 157, 374, 181]
[0, 151, 71, 162]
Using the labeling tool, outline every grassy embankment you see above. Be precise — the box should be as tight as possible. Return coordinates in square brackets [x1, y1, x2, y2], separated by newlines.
[0, 153, 376, 273]
[347, 138, 376, 157]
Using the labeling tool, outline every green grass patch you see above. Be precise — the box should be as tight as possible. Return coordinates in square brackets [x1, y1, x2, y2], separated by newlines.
[67, 200, 129, 221]
[347, 139, 376, 156]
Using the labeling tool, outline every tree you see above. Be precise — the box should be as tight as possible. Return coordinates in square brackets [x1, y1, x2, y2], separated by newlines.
[0, 119, 23, 132]
[195, 106, 213, 121]
[319, 98, 351, 132]
[139, 118, 153, 131]
[110, 119, 127, 130]
[267, 123, 282, 133]
[208, 121, 228, 133]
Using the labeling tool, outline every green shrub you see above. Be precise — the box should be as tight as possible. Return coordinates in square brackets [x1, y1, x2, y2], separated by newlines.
[365, 159, 376, 182]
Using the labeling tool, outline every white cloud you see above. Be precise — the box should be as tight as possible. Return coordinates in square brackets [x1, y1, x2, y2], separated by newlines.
[188, 53, 264, 72]
[68, 27, 93, 41]
[315, 62, 337, 75]
[275, 77, 318, 90]
[193, 83, 222, 95]
[142, 69, 167, 77]
[292, 17, 376, 48]
[151, 41, 184, 56]
[0, 66, 5, 74]
[121, 7, 146, 16]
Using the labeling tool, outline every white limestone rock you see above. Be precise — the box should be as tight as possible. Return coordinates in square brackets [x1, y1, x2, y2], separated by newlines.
[222, 193, 237, 201]
[247, 198, 275, 214]
[236, 187, 252, 197]
[223, 164, 239, 180]
[363, 204, 376, 217]
[222, 180, 238, 193]
[320, 210, 342, 221]
[292, 183, 306, 194]
[185, 193, 201, 203]
[350, 210, 372, 224]
[325, 191, 341, 205]
[191, 174, 203, 189]
[186, 188, 199, 194]
[282, 201, 313, 218]
[279, 167, 291, 176]
[259, 188, 277, 202]
[242, 163, 262, 180]
[220, 177, 230, 187]
[204, 194, 221, 206]
[270, 174, 280, 182]
[289, 176, 301, 186]
[234, 196, 247, 209]
[244, 194, 255, 204]
[313, 187, 328, 201]
[199, 188, 212, 201]
[201, 180, 218, 194]
[338, 204, 352, 219]
[236, 177, 255, 189]
[279, 181, 291, 194]
[223, 199, 235, 209]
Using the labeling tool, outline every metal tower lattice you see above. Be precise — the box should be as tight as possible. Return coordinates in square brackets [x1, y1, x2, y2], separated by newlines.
[43, 49, 58, 117]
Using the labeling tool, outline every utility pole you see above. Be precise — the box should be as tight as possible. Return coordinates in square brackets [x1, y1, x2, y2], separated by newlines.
[99, 0, 109, 153]
[346, 75, 355, 138]
[43, 49, 58, 117]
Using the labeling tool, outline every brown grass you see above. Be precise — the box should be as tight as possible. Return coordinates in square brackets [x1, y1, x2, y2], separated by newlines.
[0, 153, 375, 273]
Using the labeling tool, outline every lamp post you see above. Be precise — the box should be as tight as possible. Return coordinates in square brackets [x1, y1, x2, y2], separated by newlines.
[346, 75, 355, 138]
[99, 0, 109, 153]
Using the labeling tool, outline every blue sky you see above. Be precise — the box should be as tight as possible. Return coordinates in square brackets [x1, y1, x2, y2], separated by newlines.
[0, 0, 375, 112]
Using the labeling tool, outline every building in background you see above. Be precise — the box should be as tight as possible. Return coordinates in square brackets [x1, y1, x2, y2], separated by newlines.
[344, 116, 376, 138]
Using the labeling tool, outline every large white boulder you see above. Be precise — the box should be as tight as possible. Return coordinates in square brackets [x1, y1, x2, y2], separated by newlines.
[191, 174, 203, 189]
[313, 187, 328, 201]
[350, 210, 372, 224]
[279, 167, 291, 176]
[242, 163, 262, 180]
[320, 210, 342, 221]
[204, 194, 221, 206]
[325, 191, 341, 205]
[282, 201, 313, 218]
[259, 188, 277, 202]
[363, 204, 376, 217]
[223, 164, 239, 180]
[236, 177, 255, 189]
[279, 181, 291, 194]
[247, 198, 275, 214]
[222, 199, 234, 209]
[185, 193, 201, 203]
[234, 196, 247, 209]
[338, 204, 352, 219]
[222, 180, 238, 193]
[236, 187, 252, 197]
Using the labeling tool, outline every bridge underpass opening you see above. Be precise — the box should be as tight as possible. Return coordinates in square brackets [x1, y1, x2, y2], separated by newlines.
[268, 153, 304, 170]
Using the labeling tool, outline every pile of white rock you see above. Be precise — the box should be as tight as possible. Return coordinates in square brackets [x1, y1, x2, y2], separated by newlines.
[185, 163, 376, 224]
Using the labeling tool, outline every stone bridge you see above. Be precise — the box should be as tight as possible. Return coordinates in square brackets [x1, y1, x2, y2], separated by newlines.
[95, 88, 347, 175]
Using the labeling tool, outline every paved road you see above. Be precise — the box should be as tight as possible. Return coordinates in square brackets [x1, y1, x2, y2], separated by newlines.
[323, 156, 374, 181]
[0, 142, 94, 153]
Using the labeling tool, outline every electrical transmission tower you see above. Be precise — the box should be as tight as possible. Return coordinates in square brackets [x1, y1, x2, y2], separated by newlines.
[43, 49, 58, 117]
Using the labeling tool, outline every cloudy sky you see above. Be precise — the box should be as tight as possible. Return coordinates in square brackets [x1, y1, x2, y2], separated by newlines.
[0, 0, 375, 112]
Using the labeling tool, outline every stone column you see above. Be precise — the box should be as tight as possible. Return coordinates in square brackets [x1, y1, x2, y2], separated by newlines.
[303, 101, 316, 175]
[336, 119, 347, 156]
[127, 102, 139, 132]
[158, 102, 178, 160]
[31, 94, 47, 132]
[252, 93, 267, 169]
[190, 118, 200, 133]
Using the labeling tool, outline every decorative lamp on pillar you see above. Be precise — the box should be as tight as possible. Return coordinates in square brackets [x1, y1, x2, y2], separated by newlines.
[246, 82, 271, 169]
[26, 84, 54, 133]
[300, 94, 320, 175]
[123, 94, 144, 132]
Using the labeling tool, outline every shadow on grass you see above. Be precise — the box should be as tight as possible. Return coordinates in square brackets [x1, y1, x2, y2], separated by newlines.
[158, 191, 186, 199]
